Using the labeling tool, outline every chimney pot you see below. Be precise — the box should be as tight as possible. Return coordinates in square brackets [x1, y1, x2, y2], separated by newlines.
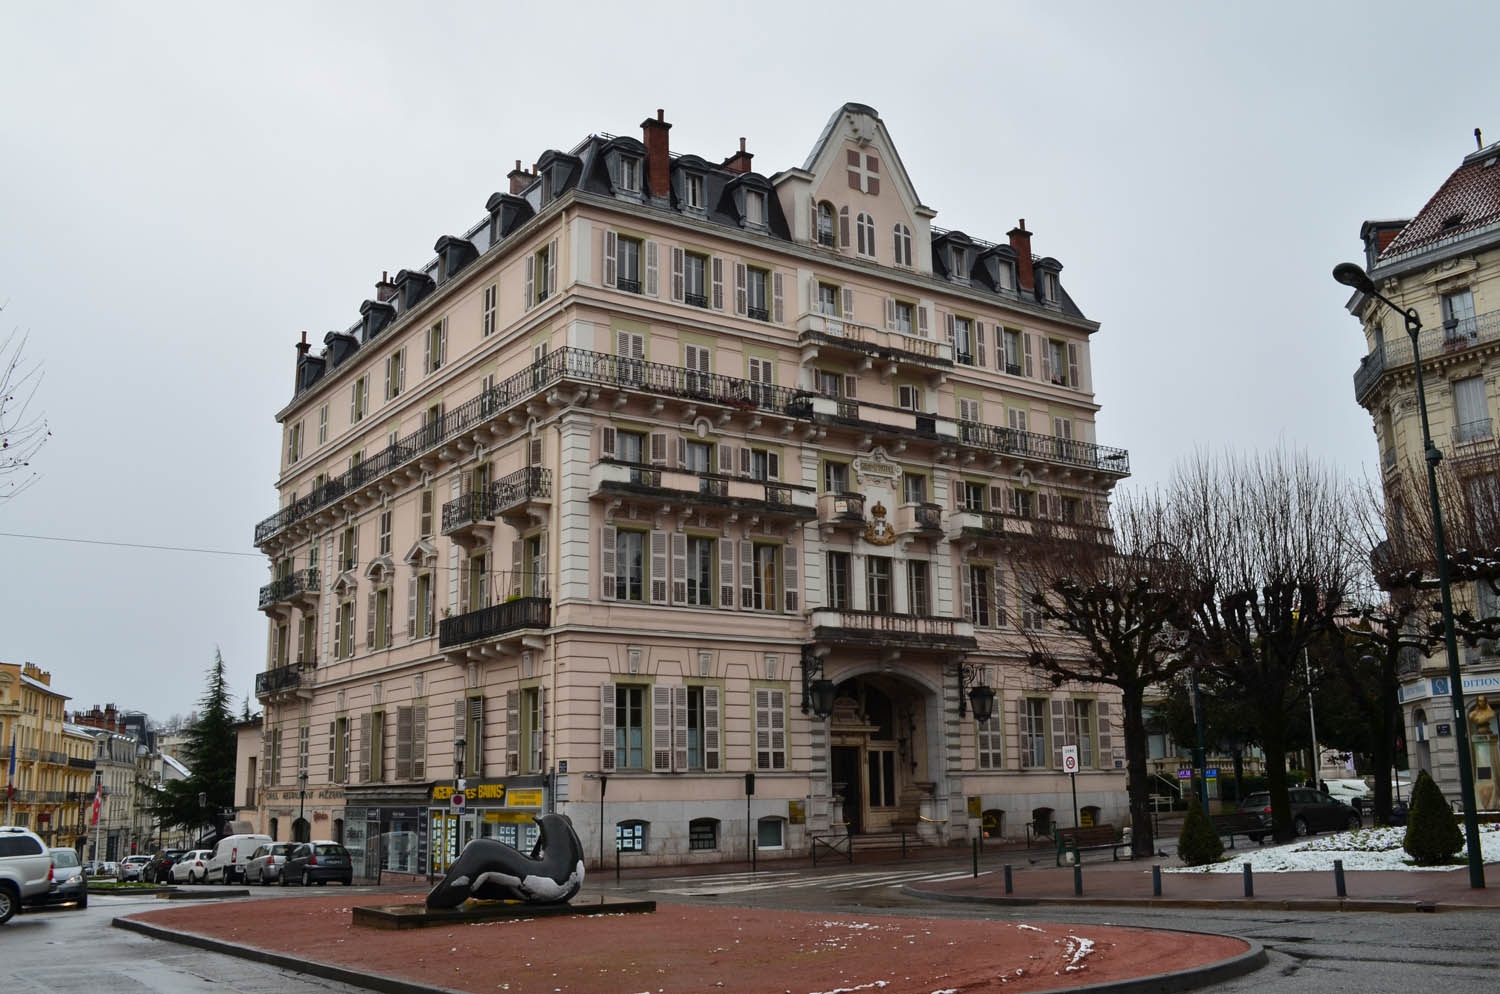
[1007, 220, 1036, 294]
[657, 108, 664, 122]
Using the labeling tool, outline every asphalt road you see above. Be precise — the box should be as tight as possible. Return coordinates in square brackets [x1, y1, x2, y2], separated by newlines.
[4, 867, 1496, 994]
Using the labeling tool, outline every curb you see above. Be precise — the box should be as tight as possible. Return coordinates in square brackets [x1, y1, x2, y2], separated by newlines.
[158, 888, 251, 900]
[111, 916, 468, 994]
[903, 884, 1442, 914]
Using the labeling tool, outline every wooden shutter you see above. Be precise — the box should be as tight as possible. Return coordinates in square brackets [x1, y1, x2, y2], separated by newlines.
[538, 686, 546, 769]
[326, 720, 335, 781]
[651, 684, 672, 772]
[769, 689, 786, 769]
[650, 530, 668, 603]
[458, 558, 470, 613]
[771, 271, 784, 323]
[734, 262, 747, 315]
[674, 432, 688, 470]
[959, 561, 973, 621]
[1052, 699, 1067, 769]
[739, 540, 754, 608]
[1096, 700, 1113, 768]
[671, 685, 689, 771]
[438, 324, 447, 368]
[365, 591, 375, 649]
[710, 256, 724, 310]
[718, 442, 736, 475]
[1067, 342, 1081, 388]
[468, 696, 485, 776]
[843, 374, 858, 399]
[650, 430, 668, 466]
[738, 446, 751, 477]
[1041, 340, 1052, 382]
[395, 706, 413, 780]
[536, 531, 548, 598]
[884, 296, 896, 330]
[670, 245, 685, 302]
[945, 312, 955, 346]
[644, 240, 659, 296]
[332, 599, 344, 659]
[719, 538, 736, 609]
[523, 254, 534, 309]
[603, 229, 617, 288]
[506, 689, 520, 774]
[754, 688, 770, 770]
[671, 532, 688, 604]
[599, 684, 616, 772]
[841, 286, 854, 320]
[407, 576, 417, 637]
[511, 540, 524, 597]
[600, 525, 617, 599]
[918, 304, 929, 336]
[528, 436, 543, 467]
[703, 685, 721, 771]
[599, 425, 616, 460]
[1016, 697, 1030, 768]
[838, 206, 850, 248]
[975, 322, 987, 367]
[545, 238, 557, 297]
[358, 712, 370, 783]
[994, 568, 1008, 627]
[453, 698, 465, 770]
[1023, 333, 1035, 377]
[783, 542, 799, 613]
[413, 705, 426, 779]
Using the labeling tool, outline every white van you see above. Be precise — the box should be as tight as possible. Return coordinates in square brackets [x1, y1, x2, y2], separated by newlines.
[206, 834, 272, 884]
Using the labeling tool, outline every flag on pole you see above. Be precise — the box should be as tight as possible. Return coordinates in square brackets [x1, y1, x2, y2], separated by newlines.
[6, 734, 14, 802]
[90, 781, 102, 826]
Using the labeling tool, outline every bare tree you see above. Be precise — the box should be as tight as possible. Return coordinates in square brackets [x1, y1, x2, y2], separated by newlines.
[1023, 488, 1195, 858]
[1, 319, 50, 501]
[1172, 449, 1362, 843]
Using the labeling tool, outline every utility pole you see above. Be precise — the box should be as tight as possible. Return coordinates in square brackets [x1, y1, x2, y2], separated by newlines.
[1305, 647, 1320, 791]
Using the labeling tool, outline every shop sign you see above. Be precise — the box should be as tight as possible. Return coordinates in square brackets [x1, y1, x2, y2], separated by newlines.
[506, 788, 543, 808]
[966, 796, 982, 818]
[432, 782, 507, 804]
[788, 800, 805, 825]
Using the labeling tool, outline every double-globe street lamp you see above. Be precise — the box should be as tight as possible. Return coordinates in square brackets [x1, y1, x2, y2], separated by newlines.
[1334, 261, 1485, 889]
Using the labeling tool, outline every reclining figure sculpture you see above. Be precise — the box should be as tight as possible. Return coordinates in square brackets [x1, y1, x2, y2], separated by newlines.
[426, 813, 586, 908]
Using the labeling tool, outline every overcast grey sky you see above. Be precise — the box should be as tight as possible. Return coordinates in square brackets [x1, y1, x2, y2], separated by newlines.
[1, 1, 1494, 721]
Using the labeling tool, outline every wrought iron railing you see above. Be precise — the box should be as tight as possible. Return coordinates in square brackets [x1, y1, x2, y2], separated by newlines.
[1382, 446, 1397, 469]
[912, 503, 942, 530]
[439, 597, 550, 648]
[617, 277, 642, 295]
[254, 662, 306, 698]
[442, 490, 495, 534]
[1454, 418, 1493, 445]
[491, 466, 551, 514]
[1354, 307, 1500, 404]
[822, 492, 866, 521]
[748, 305, 769, 322]
[956, 421, 1131, 474]
[684, 291, 708, 308]
[258, 568, 320, 609]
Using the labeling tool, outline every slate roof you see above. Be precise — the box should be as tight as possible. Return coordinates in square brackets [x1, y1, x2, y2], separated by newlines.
[1379, 142, 1500, 262]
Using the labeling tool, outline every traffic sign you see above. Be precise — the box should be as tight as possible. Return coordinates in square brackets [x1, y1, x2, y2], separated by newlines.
[1061, 745, 1079, 774]
[1205, 768, 1219, 779]
[450, 791, 466, 809]
[1176, 768, 1192, 780]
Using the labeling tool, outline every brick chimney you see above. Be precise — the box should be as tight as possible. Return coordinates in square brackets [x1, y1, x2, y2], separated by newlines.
[641, 108, 672, 202]
[375, 270, 397, 302]
[508, 159, 534, 195]
[723, 137, 753, 174]
[1007, 219, 1035, 293]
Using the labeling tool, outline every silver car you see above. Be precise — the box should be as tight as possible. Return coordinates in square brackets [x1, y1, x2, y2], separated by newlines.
[119, 855, 151, 881]
[244, 842, 297, 885]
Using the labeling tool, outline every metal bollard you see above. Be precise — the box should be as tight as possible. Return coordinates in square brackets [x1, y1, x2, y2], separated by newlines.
[1242, 862, 1253, 898]
[615, 845, 621, 884]
[1004, 863, 1013, 895]
[1152, 863, 1162, 897]
[972, 837, 979, 878]
[1334, 858, 1346, 898]
[1073, 863, 1083, 896]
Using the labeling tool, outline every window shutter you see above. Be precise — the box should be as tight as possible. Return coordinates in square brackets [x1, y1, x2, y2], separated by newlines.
[1064, 698, 1078, 751]
[770, 689, 786, 769]
[1041, 340, 1052, 382]
[385, 588, 393, 648]
[600, 425, 616, 460]
[536, 532, 548, 598]
[644, 240, 659, 296]
[413, 705, 426, 780]
[1023, 333, 1034, 377]
[511, 540, 524, 598]
[358, 712, 370, 783]
[703, 686, 721, 771]
[603, 229, 617, 288]
[652, 684, 673, 772]
[959, 562, 973, 621]
[843, 374, 858, 399]
[395, 706, 413, 780]
[838, 206, 850, 248]
[649, 430, 668, 466]
[808, 198, 818, 242]
[841, 286, 854, 320]
[599, 684, 616, 772]
[545, 238, 557, 297]
[1067, 342, 1081, 388]
[383, 359, 391, 401]
[738, 446, 751, 477]
[771, 271, 784, 324]
[671, 685, 689, 771]
[754, 688, 770, 769]
[719, 538, 736, 609]
[783, 542, 799, 613]
[718, 442, 735, 475]
[332, 599, 344, 659]
[944, 312, 955, 346]
[454, 698, 465, 770]
[975, 322, 987, 367]
[326, 721, 335, 782]
[1052, 699, 1066, 769]
[711, 256, 724, 310]
[529, 436, 543, 467]
[439, 324, 447, 368]
[468, 695, 485, 776]
[989, 485, 1005, 513]
[671, 245, 685, 302]
[524, 254, 534, 310]
[538, 686, 547, 769]
[600, 525, 617, 599]
[671, 532, 687, 604]
[458, 558, 469, 613]
[506, 689, 520, 774]
[734, 261, 747, 315]
[1054, 417, 1072, 439]
[767, 451, 780, 480]
[675, 433, 687, 469]
[398, 348, 406, 393]
[994, 568, 1008, 627]
[1096, 700, 1112, 768]
[739, 540, 754, 608]
[884, 296, 895, 330]
[650, 530, 668, 603]
[366, 591, 375, 649]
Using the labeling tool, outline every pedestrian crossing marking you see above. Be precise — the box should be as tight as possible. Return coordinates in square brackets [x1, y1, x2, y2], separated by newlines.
[645, 867, 990, 896]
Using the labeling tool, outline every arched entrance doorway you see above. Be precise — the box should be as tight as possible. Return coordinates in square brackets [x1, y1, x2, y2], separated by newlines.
[828, 674, 933, 835]
[292, 817, 310, 843]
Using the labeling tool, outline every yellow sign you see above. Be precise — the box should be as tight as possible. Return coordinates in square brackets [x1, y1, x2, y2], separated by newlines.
[486, 811, 534, 824]
[1080, 808, 1095, 828]
[506, 788, 543, 808]
[788, 800, 805, 825]
[432, 782, 508, 803]
[966, 796, 982, 818]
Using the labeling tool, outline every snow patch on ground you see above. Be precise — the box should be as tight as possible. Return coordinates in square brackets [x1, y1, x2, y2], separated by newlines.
[806, 982, 889, 994]
[1015, 923, 1045, 933]
[1166, 823, 1500, 873]
[1063, 935, 1095, 971]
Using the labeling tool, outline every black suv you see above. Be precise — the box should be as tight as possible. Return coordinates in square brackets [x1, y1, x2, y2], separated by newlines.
[1238, 788, 1362, 841]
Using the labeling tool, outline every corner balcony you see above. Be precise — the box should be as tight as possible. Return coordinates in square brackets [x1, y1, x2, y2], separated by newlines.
[1353, 307, 1500, 406]
[894, 502, 943, 535]
[797, 312, 953, 373]
[949, 508, 1112, 547]
[254, 661, 312, 701]
[492, 466, 552, 525]
[257, 568, 320, 611]
[817, 492, 866, 530]
[591, 461, 816, 519]
[441, 490, 497, 545]
[439, 596, 550, 649]
[810, 608, 978, 653]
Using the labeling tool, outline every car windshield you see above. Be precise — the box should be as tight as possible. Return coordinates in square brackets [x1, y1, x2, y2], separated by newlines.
[51, 849, 80, 867]
[314, 844, 345, 856]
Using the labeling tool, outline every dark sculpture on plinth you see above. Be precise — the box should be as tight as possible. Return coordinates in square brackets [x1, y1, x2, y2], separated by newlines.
[426, 813, 585, 908]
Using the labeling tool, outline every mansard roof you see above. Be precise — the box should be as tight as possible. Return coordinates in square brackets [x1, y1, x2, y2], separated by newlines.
[1379, 141, 1500, 264]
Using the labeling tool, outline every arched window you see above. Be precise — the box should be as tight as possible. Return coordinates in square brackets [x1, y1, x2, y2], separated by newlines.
[689, 817, 719, 851]
[616, 819, 648, 853]
[269, 817, 279, 841]
[816, 202, 836, 247]
[856, 212, 876, 258]
[893, 224, 912, 267]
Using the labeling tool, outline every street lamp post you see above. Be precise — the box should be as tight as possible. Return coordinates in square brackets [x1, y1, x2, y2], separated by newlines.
[297, 770, 308, 843]
[197, 791, 206, 850]
[1334, 261, 1485, 889]
[1188, 660, 1210, 809]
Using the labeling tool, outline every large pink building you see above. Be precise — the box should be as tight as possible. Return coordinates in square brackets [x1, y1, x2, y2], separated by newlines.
[250, 103, 1131, 875]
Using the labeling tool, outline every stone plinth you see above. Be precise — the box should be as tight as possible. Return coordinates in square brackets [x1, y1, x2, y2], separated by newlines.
[352, 894, 655, 930]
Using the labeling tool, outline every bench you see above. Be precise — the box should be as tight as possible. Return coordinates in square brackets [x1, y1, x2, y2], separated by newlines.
[1209, 812, 1267, 848]
[1055, 825, 1130, 866]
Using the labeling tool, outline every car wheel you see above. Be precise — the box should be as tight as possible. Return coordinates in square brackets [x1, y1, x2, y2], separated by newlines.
[189, 871, 198, 885]
[303, 871, 312, 887]
[0, 884, 17, 925]
[1294, 817, 1311, 837]
[341, 878, 351, 886]
[279, 872, 289, 887]
[76, 894, 87, 910]
[1347, 814, 1362, 830]
[1248, 833, 1264, 843]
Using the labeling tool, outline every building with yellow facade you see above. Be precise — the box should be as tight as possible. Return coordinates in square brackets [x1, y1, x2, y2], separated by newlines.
[0, 663, 94, 848]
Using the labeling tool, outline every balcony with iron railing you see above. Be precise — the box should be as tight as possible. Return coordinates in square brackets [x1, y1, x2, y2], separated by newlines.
[492, 466, 552, 522]
[591, 461, 816, 518]
[810, 608, 978, 651]
[439, 595, 550, 649]
[258, 567, 320, 611]
[797, 312, 954, 368]
[817, 492, 866, 529]
[254, 661, 309, 699]
[949, 508, 1112, 546]
[894, 502, 943, 534]
[256, 348, 809, 546]
[1353, 307, 1500, 405]
[441, 489, 497, 541]
[1453, 418, 1493, 446]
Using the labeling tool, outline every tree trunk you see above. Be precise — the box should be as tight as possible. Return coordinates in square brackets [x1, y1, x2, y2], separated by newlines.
[1121, 684, 1155, 859]
[1263, 723, 1295, 842]
[1232, 747, 1245, 803]
[1371, 657, 1398, 823]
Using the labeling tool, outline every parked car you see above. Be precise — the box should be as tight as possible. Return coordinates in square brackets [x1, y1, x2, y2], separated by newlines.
[143, 849, 186, 884]
[1238, 788, 1363, 840]
[119, 854, 152, 881]
[205, 834, 272, 884]
[0, 825, 55, 924]
[33, 849, 87, 909]
[281, 841, 353, 887]
[245, 843, 297, 885]
[170, 850, 213, 884]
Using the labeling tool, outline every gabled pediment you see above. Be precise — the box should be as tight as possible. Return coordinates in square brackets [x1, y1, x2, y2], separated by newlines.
[364, 555, 395, 584]
[330, 571, 359, 596]
[404, 539, 439, 568]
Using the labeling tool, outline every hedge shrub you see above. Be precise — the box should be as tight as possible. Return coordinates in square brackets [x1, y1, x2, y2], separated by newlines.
[1403, 769, 1464, 866]
[1177, 795, 1224, 867]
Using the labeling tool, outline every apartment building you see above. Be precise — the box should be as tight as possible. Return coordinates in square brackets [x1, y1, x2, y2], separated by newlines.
[251, 103, 1131, 873]
[1346, 136, 1500, 807]
[0, 663, 94, 848]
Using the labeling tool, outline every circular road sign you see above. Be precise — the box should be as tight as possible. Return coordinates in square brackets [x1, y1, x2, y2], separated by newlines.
[1061, 745, 1079, 774]
[450, 791, 466, 809]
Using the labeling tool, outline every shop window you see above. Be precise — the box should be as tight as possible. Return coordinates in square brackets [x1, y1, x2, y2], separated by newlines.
[756, 816, 785, 850]
[689, 818, 719, 851]
[617, 820, 648, 852]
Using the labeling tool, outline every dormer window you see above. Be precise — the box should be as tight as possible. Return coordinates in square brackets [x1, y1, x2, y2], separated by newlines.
[745, 190, 765, 225]
[1043, 272, 1059, 302]
[620, 156, 641, 194]
[686, 173, 705, 210]
[996, 261, 1015, 291]
[950, 246, 967, 278]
